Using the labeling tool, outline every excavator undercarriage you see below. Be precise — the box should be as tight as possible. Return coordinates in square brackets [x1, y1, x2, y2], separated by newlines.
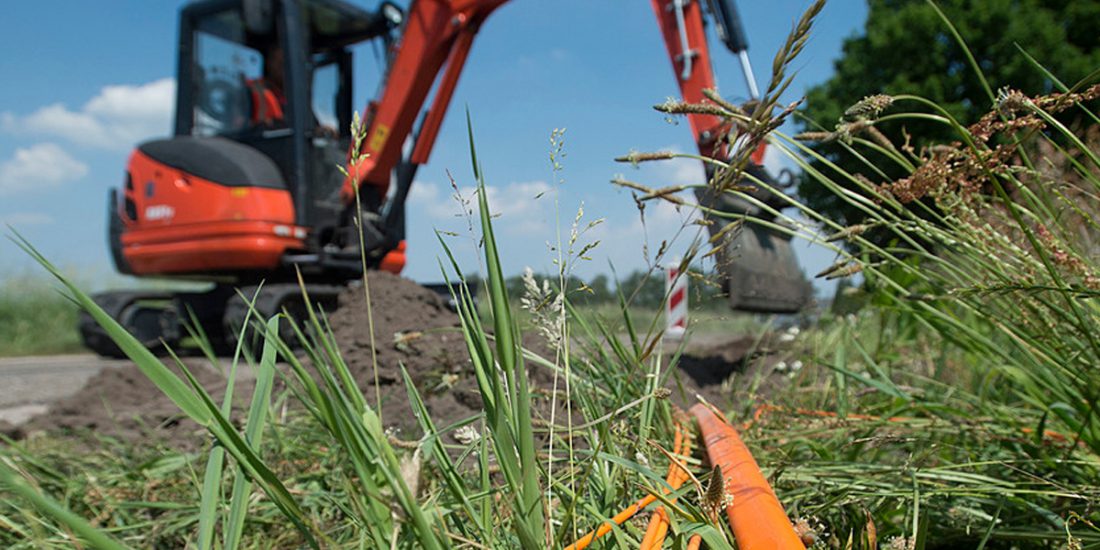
[79, 283, 343, 357]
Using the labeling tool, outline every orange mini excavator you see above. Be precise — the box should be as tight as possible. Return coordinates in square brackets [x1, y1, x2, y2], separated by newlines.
[81, 0, 811, 356]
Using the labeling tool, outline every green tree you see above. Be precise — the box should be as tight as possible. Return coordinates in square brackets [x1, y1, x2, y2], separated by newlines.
[797, 0, 1100, 233]
[619, 270, 666, 309]
[578, 274, 614, 305]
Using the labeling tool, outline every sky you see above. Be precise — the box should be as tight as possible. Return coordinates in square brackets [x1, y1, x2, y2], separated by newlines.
[0, 0, 868, 298]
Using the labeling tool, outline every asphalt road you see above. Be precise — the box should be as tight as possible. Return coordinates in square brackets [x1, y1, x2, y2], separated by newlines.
[0, 355, 128, 424]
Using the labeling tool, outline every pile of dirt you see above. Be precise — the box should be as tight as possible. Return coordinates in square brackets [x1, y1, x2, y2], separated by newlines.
[17, 359, 238, 447]
[328, 272, 483, 440]
[12, 273, 558, 446]
[328, 272, 567, 443]
[13, 271, 762, 447]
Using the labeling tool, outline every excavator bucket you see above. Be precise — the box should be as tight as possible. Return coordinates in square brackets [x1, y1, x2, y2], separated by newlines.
[699, 166, 813, 314]
[715, 221, 811, 313]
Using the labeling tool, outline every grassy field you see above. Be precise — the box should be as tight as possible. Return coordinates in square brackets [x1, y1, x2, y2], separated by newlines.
[1, 3, 1099, 548]
[0, 275, 82, 357]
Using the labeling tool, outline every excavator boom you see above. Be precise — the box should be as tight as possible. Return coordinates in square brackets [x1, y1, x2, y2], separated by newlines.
[344, 0, 735, 194]
[341, 0, 508, 201]
[344, 0, 810, 313]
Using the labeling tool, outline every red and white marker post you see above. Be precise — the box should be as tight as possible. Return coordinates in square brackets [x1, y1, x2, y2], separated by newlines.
[665, 262, 688, 339]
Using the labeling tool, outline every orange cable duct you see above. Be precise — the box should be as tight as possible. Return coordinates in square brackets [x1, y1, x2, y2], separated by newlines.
[685, 534, 703, 550]
[690, 403, 806, 550]
[638, 420, 694, 550]
[565, 419, 689, 550]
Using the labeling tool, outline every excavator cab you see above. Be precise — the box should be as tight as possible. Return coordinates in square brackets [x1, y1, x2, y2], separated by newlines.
[87, 0, 405, 356]
[108, 0, 403, 283]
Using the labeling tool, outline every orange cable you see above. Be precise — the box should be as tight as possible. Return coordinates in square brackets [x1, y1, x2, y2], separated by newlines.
[639, 418, 695, 550]
[565, 420, 687, 550]
[686, 534, 703, 550]
[691, 403, 805, 550]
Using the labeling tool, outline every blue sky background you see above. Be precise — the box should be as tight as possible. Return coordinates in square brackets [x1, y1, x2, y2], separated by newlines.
[0, 0, 867, 297]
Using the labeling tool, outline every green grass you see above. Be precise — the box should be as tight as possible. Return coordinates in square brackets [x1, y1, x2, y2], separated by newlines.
[731, 309, 1100, 548]
[0, 275, 82, 356]
[0, 271, 210, 357]
[2, 3, 1099, 548]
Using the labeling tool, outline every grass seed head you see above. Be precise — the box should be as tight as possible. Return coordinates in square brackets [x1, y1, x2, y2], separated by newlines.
[885, 536, 915, 550]
[702, 465, 735, 522]
[995, 86, 1030, 116]
[843, 94, 894, 121]
[615, 150, 676, 166]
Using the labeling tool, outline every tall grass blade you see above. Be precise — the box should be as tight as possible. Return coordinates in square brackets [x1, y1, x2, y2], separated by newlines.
[465, 110, 546, 546]
[197, 288, 262, 550]
[223, 316, 280, 549]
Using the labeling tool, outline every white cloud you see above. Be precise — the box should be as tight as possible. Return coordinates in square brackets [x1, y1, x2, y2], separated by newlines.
[484, 180, 553, 217]
[549, 48, 570, 62]
[407, 181, 444, 212]
[0, 143, 88, 196]
[408, 180, 554, 234]
[645, 198, 700, 227]
[86, 79, 177, 121]
[0, 212, 53, 226]
[654, 154, 706, 186]
[2, 78, 175, 151]
[408, 181, 466, 220]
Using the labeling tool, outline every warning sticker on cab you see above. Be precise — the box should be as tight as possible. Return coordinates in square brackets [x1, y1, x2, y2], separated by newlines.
[368, 124, 390, 153]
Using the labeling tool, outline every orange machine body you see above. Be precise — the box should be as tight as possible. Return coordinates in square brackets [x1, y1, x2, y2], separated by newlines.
[119, 149, 304, 276]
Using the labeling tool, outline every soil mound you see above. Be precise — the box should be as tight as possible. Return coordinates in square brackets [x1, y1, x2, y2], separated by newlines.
[20, 359, 235, 448]
[13, 273, 469, 444]
[329, 272, 567, 442]
[16, 273, 552, 446]
[328, 272, 483, 440]
[15, 271, 756, 447]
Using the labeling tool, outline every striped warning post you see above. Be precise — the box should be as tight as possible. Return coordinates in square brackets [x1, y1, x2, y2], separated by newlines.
[665, 263, 687, 339]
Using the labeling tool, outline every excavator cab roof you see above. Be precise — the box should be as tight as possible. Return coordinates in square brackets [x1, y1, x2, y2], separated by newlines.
[174, 0, 403, 137]
[181, 0, 401, 52]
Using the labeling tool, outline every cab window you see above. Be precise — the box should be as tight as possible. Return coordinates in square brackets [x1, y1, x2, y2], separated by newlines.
[192, 10, 264, 136]
[311, 58, 340, 136]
